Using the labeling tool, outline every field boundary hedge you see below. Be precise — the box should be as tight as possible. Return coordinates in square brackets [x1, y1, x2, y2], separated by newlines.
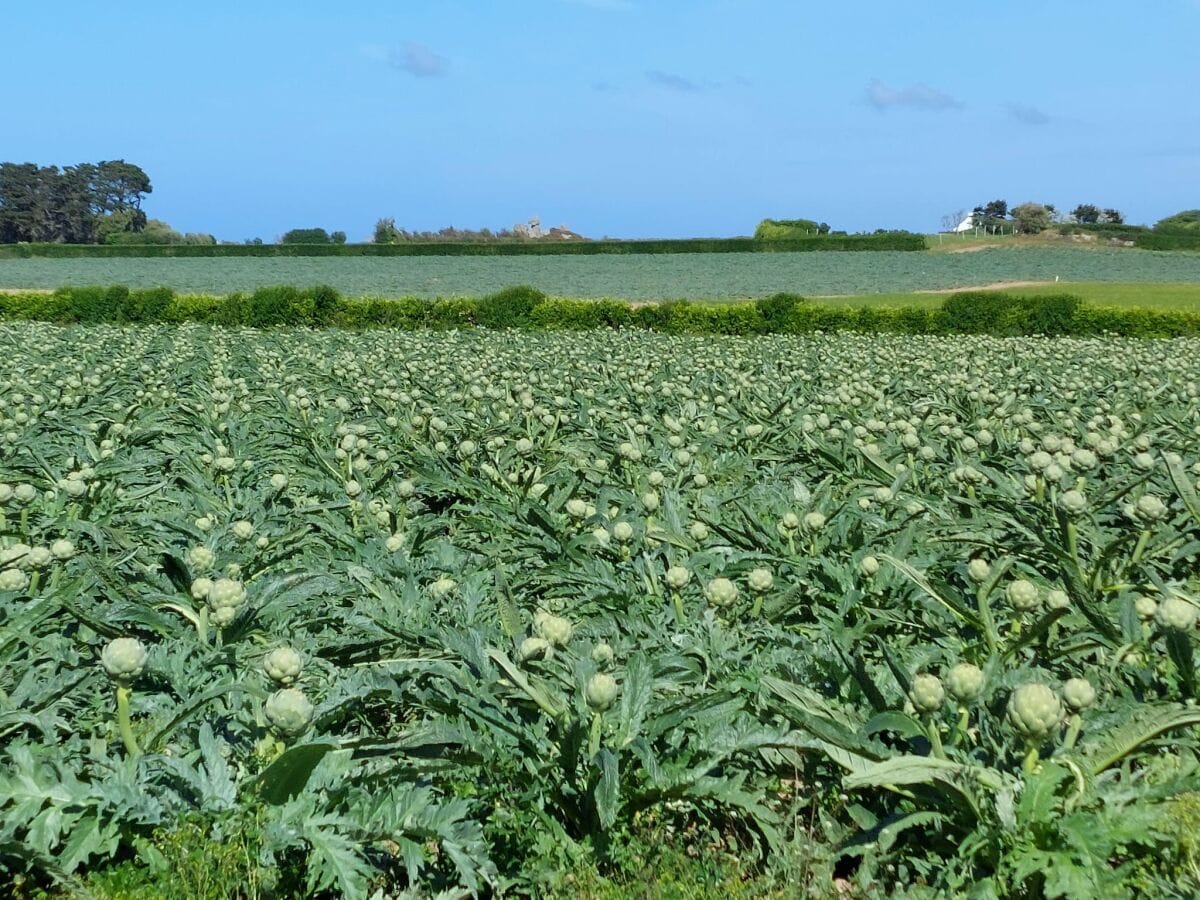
[2, 285, 1200, 337]
[0, 233, 926, 258]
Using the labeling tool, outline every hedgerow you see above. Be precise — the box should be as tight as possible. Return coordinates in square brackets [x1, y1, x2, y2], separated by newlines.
[2, 285, 1200, 337]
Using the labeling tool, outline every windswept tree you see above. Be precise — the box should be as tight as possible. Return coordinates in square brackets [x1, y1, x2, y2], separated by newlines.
[0, 159, 152, 243]
[1011, 202, 1053, 234]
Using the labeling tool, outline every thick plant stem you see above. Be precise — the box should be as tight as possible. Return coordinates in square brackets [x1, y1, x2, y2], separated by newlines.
[955, 705, 970, 741]
[1022, 743, 1040, 774]
[976, 587, 999, 658]
[588, 712, 603, 759]
[672, 591, 686, 627]
[116, 685, 140, 759]
[924, 715, 946, 760]
[1131, 529, 1151, 565]
[1062, 713, 1083, 751]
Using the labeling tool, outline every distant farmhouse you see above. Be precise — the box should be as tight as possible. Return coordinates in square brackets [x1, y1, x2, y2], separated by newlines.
[512, 216, 582, 240]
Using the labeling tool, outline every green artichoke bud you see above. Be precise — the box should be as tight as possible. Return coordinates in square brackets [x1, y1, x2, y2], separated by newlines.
[1134, 494, 1168, 523]
[909, 674, 945, 714]
[859, 555, 880, 577]
[0, 568, 28, 592]
[1133, 594, 1158, 620]
[1006, 579, 1041, 612]
[534, 612, 573, 648]
[187, 545, 216, 571]
[747, 568, 774, 593]
[689, 521, 709, 541]
[428, 577, 457, 599]
[665, 565, 691, 589]
[585, 673, 619, 712]
[566, 498, 588, 519]
[1156, 596, 1197, 631]
[50, 538, 76, 560]
[1057, 490, 1087, 517]
[102, 637, 148, 684]
[780, 512, 800, 532]
[270, 473, 289, 491]
[591, 642, 615, 668]
[263, 647, 303, 686]
[1061, 678, 1097, 712]
[207, 578, 246, 609]
[191, 576, 214, 601]
[704, 577, 739, 607]
[265, 688, 314, 737]
[802, 511, 826, 532]
[945, 663, 985, 704]
[612, 521, 635, 543]
[232, 520, 254, 540]
[518, 636, 553, 663]
[1046, 589, 1071, 611]
[1006, 683, 1063, 740]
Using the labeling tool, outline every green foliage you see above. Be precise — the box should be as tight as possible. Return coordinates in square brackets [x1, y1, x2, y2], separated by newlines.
[755, 292, 805, 330]
[279, 228, 332, 245]
[5, 285, 1200, 339]
[755, 219, 829, 239]
[474, 285, 548, 329]
[1135, 231, 1200, 251]
[1011, 202, 1053, 234]
[0, 231, 928, 258]
[939, 291, 1081, 335]
[1, 323, 1200, 895]
[1154, 210, 1200, 233]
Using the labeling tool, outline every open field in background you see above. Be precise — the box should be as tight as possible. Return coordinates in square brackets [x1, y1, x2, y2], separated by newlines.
[1, 247, 1199, 300]
[812, 282, 1200, 311]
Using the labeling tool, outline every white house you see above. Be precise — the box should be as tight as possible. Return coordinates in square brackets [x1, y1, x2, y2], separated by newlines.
[953, 214, 976, 233]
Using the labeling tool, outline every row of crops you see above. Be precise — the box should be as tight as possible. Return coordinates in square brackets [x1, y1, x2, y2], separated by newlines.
[2, 324, 1200, 897]
[3, 246, 1200, 297]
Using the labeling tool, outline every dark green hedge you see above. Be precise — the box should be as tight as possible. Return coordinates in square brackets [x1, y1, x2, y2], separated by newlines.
[0, 233, 927, 258]
[1133, 232, 1200, 252]
[2, 285, 1199, 338]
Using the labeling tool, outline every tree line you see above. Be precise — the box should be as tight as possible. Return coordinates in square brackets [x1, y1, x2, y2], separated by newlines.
[0, 160, 153, 244]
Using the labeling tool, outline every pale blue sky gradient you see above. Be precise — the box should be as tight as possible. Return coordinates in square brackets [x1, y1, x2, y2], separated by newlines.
[4, 1, 1197, 240]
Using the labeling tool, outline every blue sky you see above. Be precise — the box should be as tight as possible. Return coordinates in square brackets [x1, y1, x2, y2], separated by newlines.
[5, 0, 1197, 240]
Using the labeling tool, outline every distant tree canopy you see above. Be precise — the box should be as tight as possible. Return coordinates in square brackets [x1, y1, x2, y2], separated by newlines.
[1011, 202, 1053, 234]
[0, 160, 152, 243]
[371, 218, 579, 243]
[103, 219, 216, 246]
[280, 228, 334, 244]
[1155, 210, 1200, 232]
[754, 219, 831, 239]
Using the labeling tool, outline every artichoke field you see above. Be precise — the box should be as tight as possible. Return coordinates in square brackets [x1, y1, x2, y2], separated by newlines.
[2, 322, 1200, 897]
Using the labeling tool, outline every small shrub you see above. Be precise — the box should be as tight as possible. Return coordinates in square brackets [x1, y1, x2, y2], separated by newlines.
[475, 285, 547, 329]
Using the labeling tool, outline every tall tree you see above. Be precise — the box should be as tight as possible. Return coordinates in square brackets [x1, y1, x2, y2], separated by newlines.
[0, 159, 152, 243]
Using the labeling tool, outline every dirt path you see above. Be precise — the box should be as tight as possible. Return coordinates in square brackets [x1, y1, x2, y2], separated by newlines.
[914, 279, 1058, 294]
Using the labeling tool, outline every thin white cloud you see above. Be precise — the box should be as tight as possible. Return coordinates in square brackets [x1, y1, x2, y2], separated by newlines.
[563, 0, 635, 9]
[866, 79, 963, 112]
[391, 42, 450, 78]
[1007, 103, 1051, 125]
[646, 70, 704, 92]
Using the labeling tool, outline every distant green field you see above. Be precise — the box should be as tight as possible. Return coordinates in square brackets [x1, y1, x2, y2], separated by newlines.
[817, 282, 1200, 311]
[1, 248, 1199, 299]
